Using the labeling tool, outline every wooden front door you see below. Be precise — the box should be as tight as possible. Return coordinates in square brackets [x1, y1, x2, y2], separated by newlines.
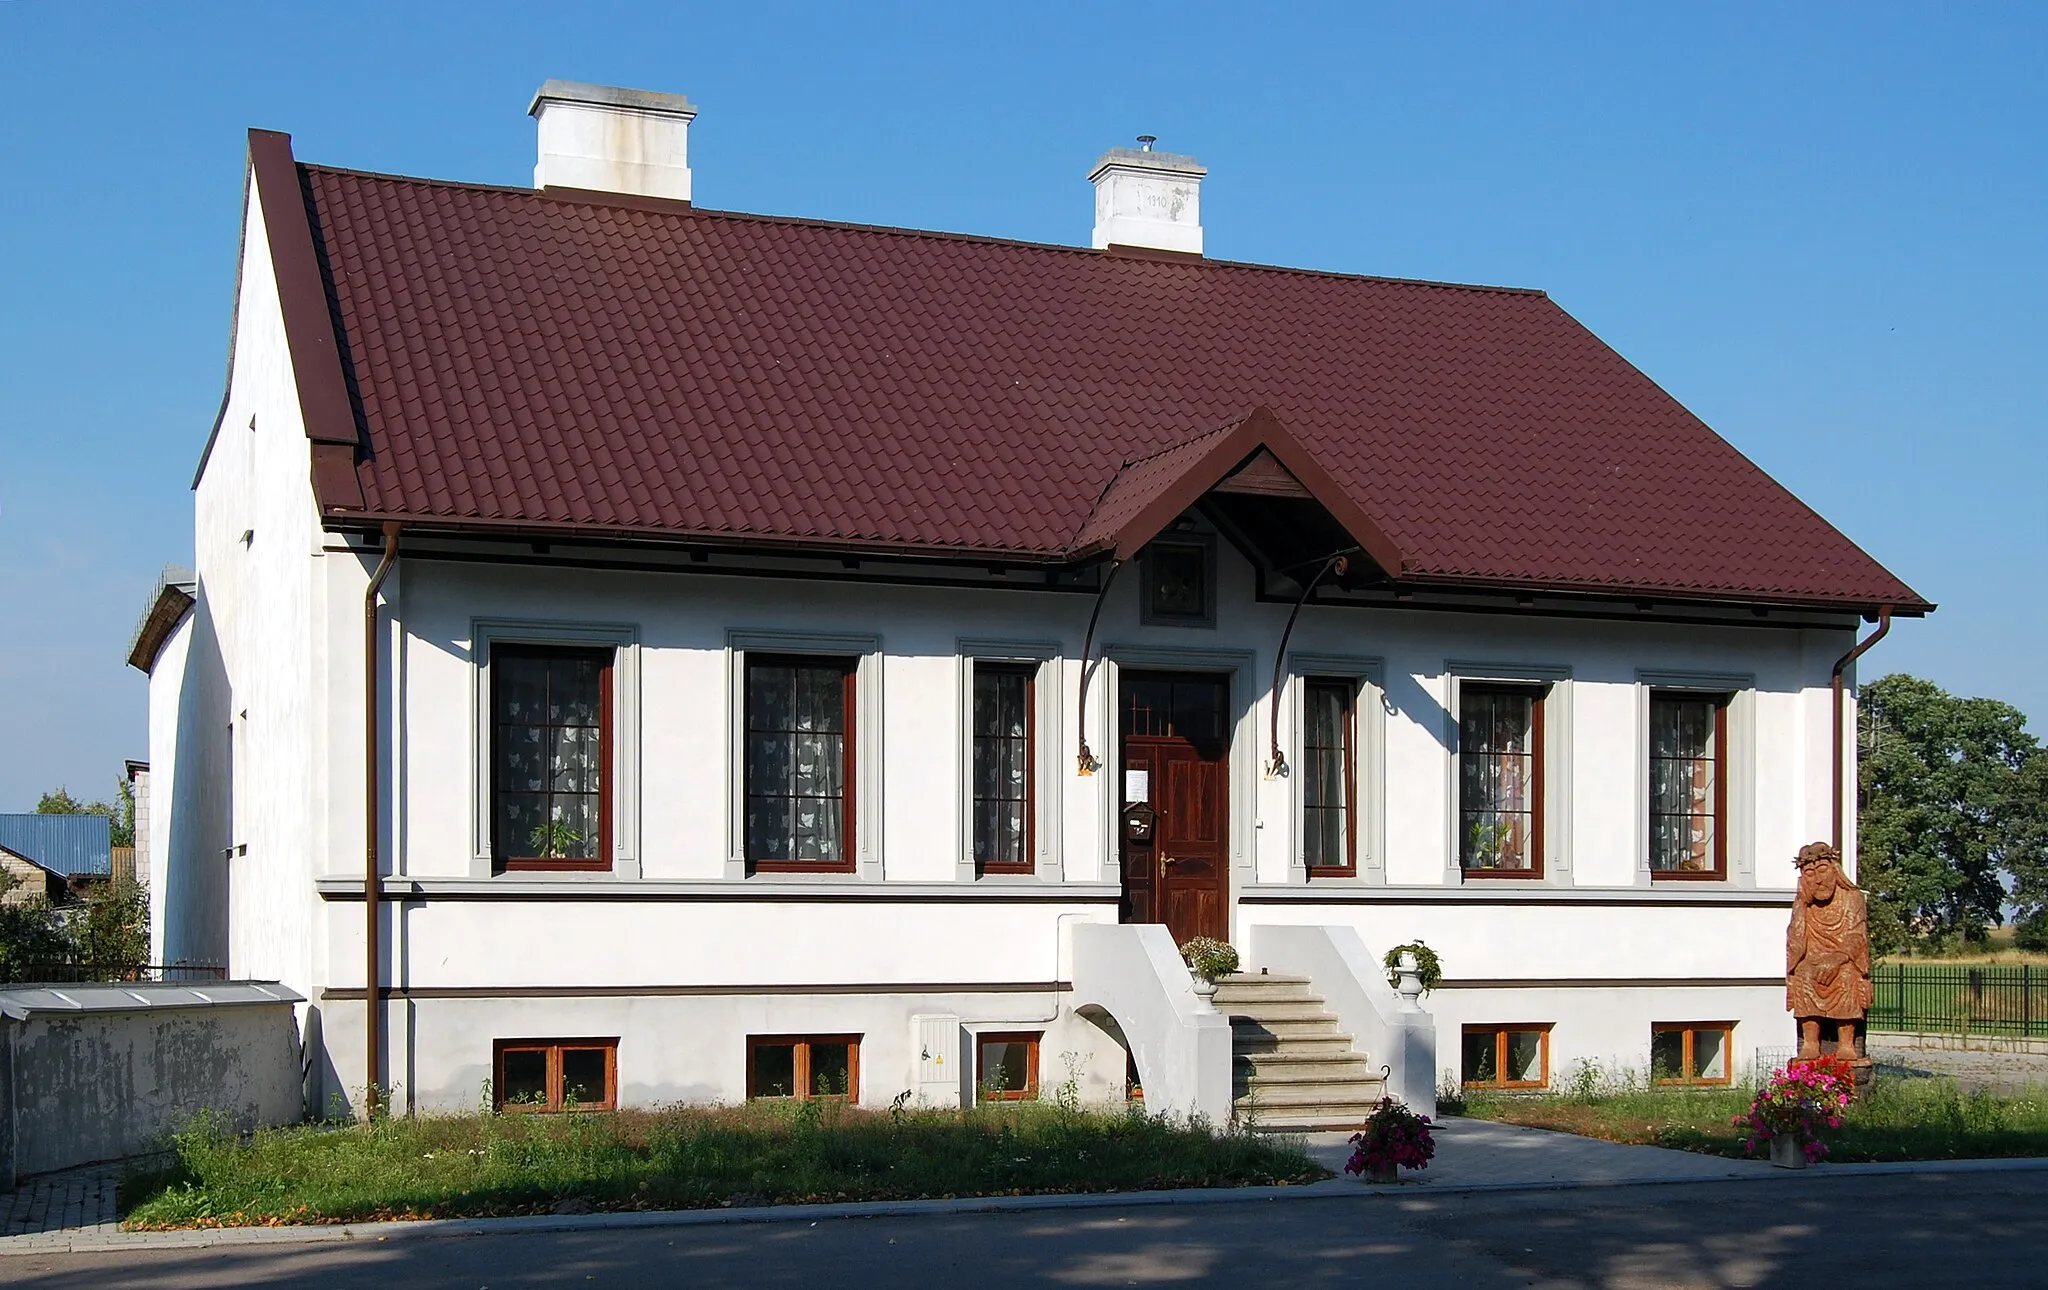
[1119, 672, 1230, 946]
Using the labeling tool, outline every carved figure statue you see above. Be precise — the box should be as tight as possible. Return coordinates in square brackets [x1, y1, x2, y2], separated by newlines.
[1786, 841, 1874, 1060]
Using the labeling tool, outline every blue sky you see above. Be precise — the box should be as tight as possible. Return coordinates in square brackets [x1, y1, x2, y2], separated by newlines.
[1, 1, 2042, 811]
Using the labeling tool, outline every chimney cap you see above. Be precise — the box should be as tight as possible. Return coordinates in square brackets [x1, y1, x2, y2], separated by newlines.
[1087, 146, 1206, 183]
[528, 79, 697, 120]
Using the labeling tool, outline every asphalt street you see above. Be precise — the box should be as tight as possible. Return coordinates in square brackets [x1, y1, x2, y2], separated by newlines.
[2, 1170, 2041, 1288]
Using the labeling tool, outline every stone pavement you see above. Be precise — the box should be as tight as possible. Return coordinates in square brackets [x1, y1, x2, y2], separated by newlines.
[1297, 1114, 1770, 1188]
[1871, 1035, 2048, 1094]
[0, 1163, 120, 1242]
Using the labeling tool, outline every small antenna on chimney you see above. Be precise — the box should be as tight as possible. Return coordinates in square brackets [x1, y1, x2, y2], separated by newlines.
[1136, 135, 1156, 151]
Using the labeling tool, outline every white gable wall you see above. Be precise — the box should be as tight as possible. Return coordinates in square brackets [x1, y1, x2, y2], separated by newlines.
[172, 166, 330, 990]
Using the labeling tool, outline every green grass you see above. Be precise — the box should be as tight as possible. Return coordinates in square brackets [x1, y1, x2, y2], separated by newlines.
[1458, 1076, 2048, 1163]
[120, 1102, 1328, 1229]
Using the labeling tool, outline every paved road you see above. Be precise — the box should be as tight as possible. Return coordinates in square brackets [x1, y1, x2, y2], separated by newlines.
[4, 1170, 2043, 1289]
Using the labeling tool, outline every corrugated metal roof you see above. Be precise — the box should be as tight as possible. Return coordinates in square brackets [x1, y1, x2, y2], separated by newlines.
[0, 814, 112, 877]
[0, 982, 302, 1020]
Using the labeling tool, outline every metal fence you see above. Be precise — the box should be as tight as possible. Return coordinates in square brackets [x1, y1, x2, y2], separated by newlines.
[1, 961, 227, 985]
[1867, 962, 2048, 1039]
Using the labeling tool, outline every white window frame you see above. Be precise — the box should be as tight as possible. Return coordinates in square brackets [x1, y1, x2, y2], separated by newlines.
[957, 640, 1064, 883]
[1286, 653, 1387, 885]
[1443, 660, 1573, 886]
[470, 618, 642, 880]
[1636, 670, 1756, 887]
[726, 630, 884, 881]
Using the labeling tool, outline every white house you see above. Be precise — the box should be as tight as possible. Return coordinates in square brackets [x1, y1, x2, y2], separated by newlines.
[130, 81, 1929, 1126]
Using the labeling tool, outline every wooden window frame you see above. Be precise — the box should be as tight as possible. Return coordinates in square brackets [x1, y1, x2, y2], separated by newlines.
[746, 1034, 862, 1102]
[493, 1037, 618, 1112]
[975, 1030, 1042, 1102]
[490, 644, 615, 872]
[972, 664, 1036, 876]
[744, 655, 858, 875]
[1651, 1022, 1736, 1086]
[1303, 676, 1358, 878]
[1647, 692, 1729, 881]
[1460, 1023, 1552, 1090]
[1459, 683, 1546, 880]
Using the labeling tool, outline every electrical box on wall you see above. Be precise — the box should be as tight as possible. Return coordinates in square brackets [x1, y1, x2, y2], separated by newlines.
[912, 1013, 962, 1108]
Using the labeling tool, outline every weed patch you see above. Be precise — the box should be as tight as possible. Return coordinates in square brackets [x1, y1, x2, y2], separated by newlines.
[120, 1102, 1326, 1229]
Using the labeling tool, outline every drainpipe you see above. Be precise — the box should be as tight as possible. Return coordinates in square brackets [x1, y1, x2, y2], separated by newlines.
[363, 522, 401, 1117]
[1830, 605, 1892, 857]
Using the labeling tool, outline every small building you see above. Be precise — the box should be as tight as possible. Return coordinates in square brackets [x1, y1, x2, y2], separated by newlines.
[0, 814, 110, 891]
[136, 82, 1928, 1122]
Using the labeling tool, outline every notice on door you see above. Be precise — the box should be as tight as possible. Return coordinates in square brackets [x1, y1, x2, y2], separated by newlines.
[1124, 770, 1149, 804]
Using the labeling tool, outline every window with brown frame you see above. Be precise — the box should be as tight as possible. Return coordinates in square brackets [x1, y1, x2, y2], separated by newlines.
[1461, 1024, 1551, 1089]
[493, 1038, 617, 1112]
[1303, 678, 1357, 877]
[1649, 692, 1728, 879]
[976, 1031, 1041, 1101]
[491, 645, 613, 870]
[746, 1034, 860, 1101]
[1459, 684, 1544, 876]
[973, 664, 1034, 874]
[1652, 1022, 1734, 1085]
[745, 656, 856, 873]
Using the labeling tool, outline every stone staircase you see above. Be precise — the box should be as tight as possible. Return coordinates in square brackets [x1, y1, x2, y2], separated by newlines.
[1215, 971, 1387, 1131]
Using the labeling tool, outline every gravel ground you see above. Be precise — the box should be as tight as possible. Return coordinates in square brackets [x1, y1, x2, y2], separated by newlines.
[1870, 1038, 2048, 1094]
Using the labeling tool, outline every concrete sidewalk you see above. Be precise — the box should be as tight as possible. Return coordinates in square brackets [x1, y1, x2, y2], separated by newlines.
[6, 1116, 2043, 1258]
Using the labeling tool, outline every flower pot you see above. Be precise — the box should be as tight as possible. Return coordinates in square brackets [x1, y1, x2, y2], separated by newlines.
[1768, 1133, 1807, 1170]
[1190, 976, 1219, 1013]
[1363, 1163, 1399, 1185]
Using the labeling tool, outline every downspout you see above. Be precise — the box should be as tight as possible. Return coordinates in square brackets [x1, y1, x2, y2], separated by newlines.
[1075, 560, 1127, 774]
[1266, 553, 1349, 775]
[1830, 605, 1892, 856]
[363, 522, 401, 1117]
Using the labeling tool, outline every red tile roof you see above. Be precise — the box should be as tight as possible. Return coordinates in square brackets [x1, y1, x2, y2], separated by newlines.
[268, 133, 1927, 612]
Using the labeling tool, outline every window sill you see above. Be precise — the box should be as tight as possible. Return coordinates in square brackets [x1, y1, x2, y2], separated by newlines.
[1649, 870, 1728, 882]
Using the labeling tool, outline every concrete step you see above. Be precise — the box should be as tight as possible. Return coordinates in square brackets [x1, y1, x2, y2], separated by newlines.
[1237, 1072, 1385, 1098]
[1212, 975, 1318, 1005]
[1220, 1007, 1335, 1027]
[1230, 1015, 1346, 1042]
[1235, 1053, 1383, 1083]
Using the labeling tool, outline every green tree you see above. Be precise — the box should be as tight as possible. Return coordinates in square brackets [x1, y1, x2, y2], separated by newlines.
[35, 778, 135, 849]
[67, 877, 150, 981]
[0, 871, 69, 983]
[1858, 673, 2048, 956]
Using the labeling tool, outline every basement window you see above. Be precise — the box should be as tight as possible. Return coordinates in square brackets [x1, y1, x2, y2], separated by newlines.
[1461, 1025, 1550, 1090]
[494, 1038, 617, 1112]
[976, 1032, 1041, 1102]
[747, 1034, 861, 1102]
[1652, 1023, 1733, 1085]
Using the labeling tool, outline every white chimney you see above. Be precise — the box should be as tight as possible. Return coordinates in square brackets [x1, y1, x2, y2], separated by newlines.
[1089, 137, 1206, 255]
[528, 80, 697, 201]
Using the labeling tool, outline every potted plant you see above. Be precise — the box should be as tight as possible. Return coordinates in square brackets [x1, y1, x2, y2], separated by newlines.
[1179, 937, 1240, 1010]
[1733, 1058, 1851, 1168]
[1345, 1096, 1435, 1184]
[1381, 941, 1443, 996]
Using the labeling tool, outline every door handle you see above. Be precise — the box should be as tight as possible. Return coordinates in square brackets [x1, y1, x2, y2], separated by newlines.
[1162, 855, 1185, 867]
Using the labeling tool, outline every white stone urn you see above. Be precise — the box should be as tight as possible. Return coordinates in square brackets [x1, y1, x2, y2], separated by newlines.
[1190, 975, 1220, 1013]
